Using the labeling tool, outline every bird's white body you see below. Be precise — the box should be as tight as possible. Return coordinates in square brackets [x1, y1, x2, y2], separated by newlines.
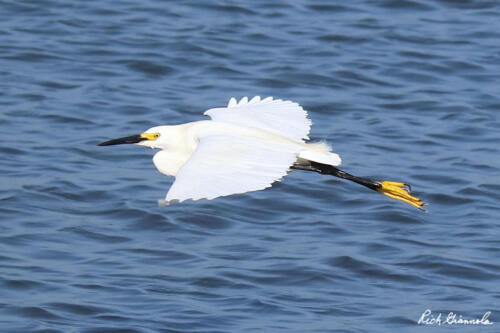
[143, 120, 337, 177]
[134, 96, 341, 203]
[99, 96, 425, 209]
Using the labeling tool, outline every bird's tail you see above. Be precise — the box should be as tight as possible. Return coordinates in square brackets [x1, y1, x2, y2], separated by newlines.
[299, 141, 342, 166]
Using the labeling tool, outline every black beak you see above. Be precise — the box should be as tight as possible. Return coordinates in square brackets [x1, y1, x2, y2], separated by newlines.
[97, 134, 146, 146]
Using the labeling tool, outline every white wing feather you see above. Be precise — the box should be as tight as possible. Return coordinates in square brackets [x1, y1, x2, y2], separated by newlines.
[165, 135, 298, 203]
[204, 96, 312, 142]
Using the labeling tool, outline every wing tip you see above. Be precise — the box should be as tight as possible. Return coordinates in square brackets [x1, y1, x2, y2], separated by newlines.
[212, 95, 312, 141]
[249, 96, 261, 104]
[227, 96, 275, 108]
[228, 97, 237, 107]
[158, 199, 172, 207]
[239, 96, 249, 105]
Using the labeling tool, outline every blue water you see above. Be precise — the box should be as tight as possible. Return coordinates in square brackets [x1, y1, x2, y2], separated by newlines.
[1, 1, 499, 332]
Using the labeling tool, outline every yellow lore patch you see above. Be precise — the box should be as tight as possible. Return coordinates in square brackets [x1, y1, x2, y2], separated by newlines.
[140, 132, 160, 141]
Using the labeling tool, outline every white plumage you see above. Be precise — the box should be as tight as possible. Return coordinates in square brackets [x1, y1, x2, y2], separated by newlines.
[100, 96, 342, 204]
[165, 135, 298, 203]
[204, 96, 312, 141]
[98, 96, 426, 209]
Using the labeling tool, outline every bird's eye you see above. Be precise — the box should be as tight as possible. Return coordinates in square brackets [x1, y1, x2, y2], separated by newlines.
[154, 133, 160, 139]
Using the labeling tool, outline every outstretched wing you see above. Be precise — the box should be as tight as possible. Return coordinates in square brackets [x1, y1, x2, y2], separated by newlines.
[165, 135, 299, 203]
[204, 96, 312, 142]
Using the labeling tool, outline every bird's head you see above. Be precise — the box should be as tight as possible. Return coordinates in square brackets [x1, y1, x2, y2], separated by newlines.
[97, 126, 168, 149]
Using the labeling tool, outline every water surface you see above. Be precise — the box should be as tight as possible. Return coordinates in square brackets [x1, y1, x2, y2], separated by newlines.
[1, 1, 499, 332]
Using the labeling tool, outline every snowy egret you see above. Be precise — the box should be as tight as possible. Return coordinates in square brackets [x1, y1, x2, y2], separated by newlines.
[98, 96, 424, 209]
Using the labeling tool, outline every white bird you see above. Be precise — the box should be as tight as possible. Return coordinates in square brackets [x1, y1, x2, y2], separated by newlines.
[98, 96, 424, 209]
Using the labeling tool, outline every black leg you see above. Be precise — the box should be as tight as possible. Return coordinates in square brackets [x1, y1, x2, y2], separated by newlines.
[291, 161, 424, 209]
[292, 162, 381, 191]
[290, 163, 323, 173]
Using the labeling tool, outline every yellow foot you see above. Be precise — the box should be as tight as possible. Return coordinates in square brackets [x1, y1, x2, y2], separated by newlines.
[376, 181, 425, 210]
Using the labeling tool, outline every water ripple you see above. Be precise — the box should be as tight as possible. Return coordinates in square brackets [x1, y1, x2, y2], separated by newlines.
[1, 0, 499, 332]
